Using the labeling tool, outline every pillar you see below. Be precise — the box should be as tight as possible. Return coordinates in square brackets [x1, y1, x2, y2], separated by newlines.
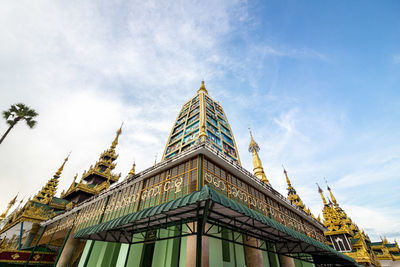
[243, 235, 264, 267]
[185, 222, 209, 267]
[279, 255, 295, 267]
[56, 234, 80, 267]
[21, 223, 40, 249]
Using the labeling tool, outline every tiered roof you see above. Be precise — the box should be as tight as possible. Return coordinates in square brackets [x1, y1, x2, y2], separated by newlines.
[283, 168, 320, 221]
[61, 126, 122, 203]
[319, 186, 381, 266]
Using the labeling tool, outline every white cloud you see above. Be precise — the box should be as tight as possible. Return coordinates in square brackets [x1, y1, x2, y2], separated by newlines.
[0, 0, 398, 244]
[0, 0, 248, 209]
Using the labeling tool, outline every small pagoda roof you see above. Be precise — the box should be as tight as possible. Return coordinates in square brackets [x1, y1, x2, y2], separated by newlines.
[370, 241, 383, 246]
[51, 197, 70, 205]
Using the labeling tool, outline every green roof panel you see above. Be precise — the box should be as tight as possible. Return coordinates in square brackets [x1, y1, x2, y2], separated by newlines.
[73, 186, 357, 265]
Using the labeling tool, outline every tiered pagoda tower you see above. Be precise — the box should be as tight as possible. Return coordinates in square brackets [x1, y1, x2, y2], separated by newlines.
[61, 126, 122, 204]
[162, 81, 240, 163]
[31, 153, 70, 208]
[283, 167, 319, 220]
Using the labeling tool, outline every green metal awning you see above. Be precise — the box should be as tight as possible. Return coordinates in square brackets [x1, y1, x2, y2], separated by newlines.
[74, 188, 209, 240]
[73, 186, 358, 266]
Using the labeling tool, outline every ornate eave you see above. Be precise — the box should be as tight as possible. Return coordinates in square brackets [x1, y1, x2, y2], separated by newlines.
[81, 165, 121, 183]
[100, 149, 118, 161]
[61, 180, 112, 200]
[370, 239, 400, 261]
[48, 202, 66, 210]
[0, 202, 55, 235]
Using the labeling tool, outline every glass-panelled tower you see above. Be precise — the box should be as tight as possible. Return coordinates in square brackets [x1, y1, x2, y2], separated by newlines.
[163, 81, 240, 163]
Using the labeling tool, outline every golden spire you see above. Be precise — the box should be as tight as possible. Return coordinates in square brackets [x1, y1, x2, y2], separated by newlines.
[283, 166, 293, 190]
[54, 151, 71, 178]
[128, 161, 136, 176]
[197, 80, 209, 95]
[0, 194, 18, 220]
[198, 81, 208, 141]
[248, 128, 269, 184]
[317, 183, 327, 205]
[111, 123, 123, 150]
[326, 185, 339, 207]
[283, 167, 314, 217]
[32, 153, 70, 204]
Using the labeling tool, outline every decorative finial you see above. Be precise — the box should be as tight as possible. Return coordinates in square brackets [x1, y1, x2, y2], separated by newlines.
[154, 154, 157, 166]
[118, 122, 123, 134]
[111, 123, 123, 150]
[317, 183, 327, 205]
[55, 152, 71, 177]
[197, 80, 209, 94]
[10, 193, 18, 206]
[128, 161, 136, 176]
[325, 179, 338, 207]
[282, 164, 293, 189]
[317, 183, 322, 193]
[0, 193, 19, 220]
[248, 127, 259, 152]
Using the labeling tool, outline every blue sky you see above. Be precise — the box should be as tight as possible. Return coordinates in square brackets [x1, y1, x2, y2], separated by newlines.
[0, 0, 399, 241]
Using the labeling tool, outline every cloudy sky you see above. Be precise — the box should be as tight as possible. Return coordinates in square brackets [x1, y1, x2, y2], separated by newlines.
[0, 1, 399, 241]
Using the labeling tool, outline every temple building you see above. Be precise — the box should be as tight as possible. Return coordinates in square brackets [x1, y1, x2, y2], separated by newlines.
[0, 81, 395, 266]
[0, 154, 72, 264]
[0, 127, 124, 265]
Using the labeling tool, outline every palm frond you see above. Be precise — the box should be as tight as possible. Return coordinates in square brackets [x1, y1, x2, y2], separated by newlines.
[25, 110, 38, 119]
[26, 119, 37, 128]
[3, 103, 38, 129]
[9, 105, 19, 114]
[2, 111, 11, 120]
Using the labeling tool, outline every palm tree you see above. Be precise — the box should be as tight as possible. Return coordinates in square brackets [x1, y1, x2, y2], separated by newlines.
[0, 103, 38, 144]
